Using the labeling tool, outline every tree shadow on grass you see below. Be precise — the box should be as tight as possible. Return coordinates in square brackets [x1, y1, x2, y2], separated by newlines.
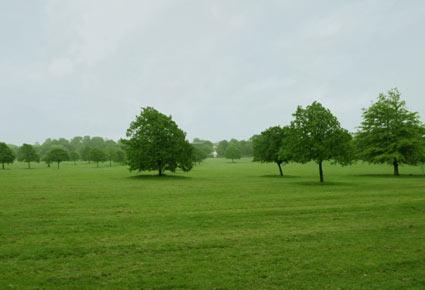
[128, 174, 192, 181]
[294, 181, 353, 186]
[353, 173, 425, 179]
[260, 174, 298, 179]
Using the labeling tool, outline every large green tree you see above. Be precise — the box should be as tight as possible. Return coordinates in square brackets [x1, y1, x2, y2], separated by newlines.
[46, 148, 69, 169]
[17, 144, 39, 169]
[253, 126, 289, 176]
[224, 143, 242, 162]
[287, 102, 353, 182]
[0, 142, 15, 169]
[356, 88, 425, 175]
[123, 107, 193, 176]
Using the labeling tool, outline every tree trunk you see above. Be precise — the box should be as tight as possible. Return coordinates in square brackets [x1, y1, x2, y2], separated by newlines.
[393, 159, 399, 176]
[57, 161, 60, 169]
[2, 163, 4, 170]
[277, 162, 283, 176]
[110, 159, 112, 167]
[158, 160, 163, 176]
[97, 161, 99, 168]
[319, 161, 324, 183]
[28, 162, 31, 169]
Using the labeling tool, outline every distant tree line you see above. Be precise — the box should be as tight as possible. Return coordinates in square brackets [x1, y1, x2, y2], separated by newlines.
[1, 88, 424, 182]
[0, 136, 127, 169]
[216, 139, 253, 161]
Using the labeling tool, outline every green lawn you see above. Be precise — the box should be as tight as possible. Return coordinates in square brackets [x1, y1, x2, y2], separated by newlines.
[1, 159, 425, 289]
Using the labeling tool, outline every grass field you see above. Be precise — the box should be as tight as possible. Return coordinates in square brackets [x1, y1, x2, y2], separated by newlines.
[1, 158, 425, 289]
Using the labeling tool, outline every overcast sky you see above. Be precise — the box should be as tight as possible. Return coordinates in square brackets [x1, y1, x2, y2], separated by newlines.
[1, 0, 425, 145]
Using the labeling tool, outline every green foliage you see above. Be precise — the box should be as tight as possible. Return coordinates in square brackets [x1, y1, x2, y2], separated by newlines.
[81, 146, 92, 162]
[192, 145, 209, 164]
[193, 138, 214, 154]
[216, 140, 228, 157]
[224, 143, 242, 162]
[0, 142, 15, 169]
[288, 102, 353, 182]
[17, 144, 39, 168]
[45, 148, 69, 169]
[123, 107, 193, 175]
[69, 150, 80, 165]
[217, 139, 252, 158]
[90, 148, 107, 167]
[113, 149, 126, 164]
[238, 140, 253, 157]
[253, 126, 289, 176]
[191, 139, 214, 164]
[356, 88, 425, 175]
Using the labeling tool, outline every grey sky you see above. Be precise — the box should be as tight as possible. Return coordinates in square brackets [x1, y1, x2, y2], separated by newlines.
[1, 0, 425, 145]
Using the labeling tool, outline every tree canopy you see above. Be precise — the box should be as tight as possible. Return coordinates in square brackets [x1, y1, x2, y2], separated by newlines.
[191, 138, 214, 163]
[216, 140, 228, 158]
[46, 148, 69, 169]
[355, 88, 425, 175]
[90, 148, 107, 167]
[253, 126, 289, 176]
[224, 143, 242, 162]
[0, 142, 15, 169]
[287, 102, 353, 182]
[69, 150, 80, 165]
[123, 107, 193, 176]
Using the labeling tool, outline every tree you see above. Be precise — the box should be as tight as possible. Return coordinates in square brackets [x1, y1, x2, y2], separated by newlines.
[113, 149, 126, 164]
[0, 142, 15, 169]
[81, 146, 92, 163]
[239, 140, 253, 157]
[191, 140, 214, 164]
[216, 140, 228, 157]
[192, 139, 214, 156]
[17, 144, 39, 169]
[193, 138, 214, 151]
[42, 154, 52, 168]
[253, 126, 289, 176]
[224, 143, 242, 162]
[192, 145, 208, 164]
[356, 88, 425, 175]
[69, 150, 80, 165]
[46, 148, 69, 169]
[106, 147, 117, 167]
[122, 107, 193, 176]
[287, 102, 353, 182]
[90, 148, 107, 167]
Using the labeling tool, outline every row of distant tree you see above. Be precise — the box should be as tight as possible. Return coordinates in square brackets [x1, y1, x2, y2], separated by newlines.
[0, 135, 253, 169]
[1, 88, 424, 182]
[0, 136, 126, 169]
[191, 138, 253, 163]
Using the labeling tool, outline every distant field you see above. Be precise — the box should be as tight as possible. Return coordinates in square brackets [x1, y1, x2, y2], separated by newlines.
[1, 159, 425, 289]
